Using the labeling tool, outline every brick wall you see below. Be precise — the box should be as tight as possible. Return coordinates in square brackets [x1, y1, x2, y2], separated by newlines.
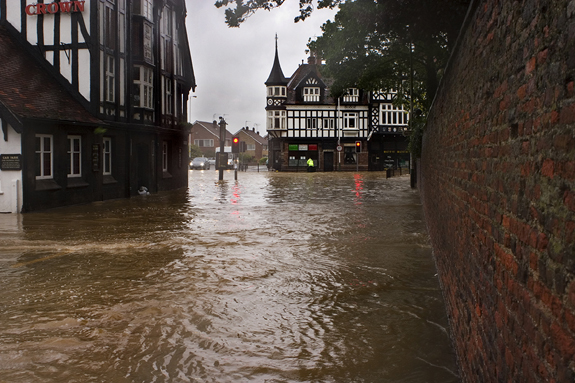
[421, 0, 575, 381]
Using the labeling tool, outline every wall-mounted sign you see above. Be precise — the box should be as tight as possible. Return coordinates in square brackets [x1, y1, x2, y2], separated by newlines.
[92, 144, 100, 172]
[298, 144, 308, 151]
[25, 1, 85, 16]
[0, 154, 22, 170]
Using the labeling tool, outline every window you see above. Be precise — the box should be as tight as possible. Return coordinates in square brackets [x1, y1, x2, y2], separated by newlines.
[323, 118, 334, 129]
[103, 4, 117, 50]
[103, 137, 112, 175]
[269, 86, 286, 97]
[162, 6, 173, 37]
[380, 103, 409, 126]
[144, 24, 153, 62]
[35, 135, 53, 179]
[343, 113, 358, 129]
[164, 76, 173, 115]
[162, 141, 168, 172]
[247, 144, 256, 151]
[133, 66, 154, 108]
[306, 118, 318, 130]
[105, 55, 115, 102]
[143, 0, 153, 20]
[267, 110, 286, 130]
[303, 87, 320, 102]
[194, 139, 214, 147]
[67, 136, 81, 177]
[343, 88, 359, 102]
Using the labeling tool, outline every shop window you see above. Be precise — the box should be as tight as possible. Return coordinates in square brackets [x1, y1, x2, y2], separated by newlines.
[35, 135, 53, 179]
[67, 136, 82, 177]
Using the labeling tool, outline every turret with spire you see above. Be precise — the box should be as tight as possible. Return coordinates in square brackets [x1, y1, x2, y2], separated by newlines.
[265, 34, 288, 87]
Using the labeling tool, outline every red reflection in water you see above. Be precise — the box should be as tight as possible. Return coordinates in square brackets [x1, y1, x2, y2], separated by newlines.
[354, 174, 364, 204]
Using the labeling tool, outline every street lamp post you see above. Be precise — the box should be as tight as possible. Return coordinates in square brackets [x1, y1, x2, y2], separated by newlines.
[218, 117, 226, 181]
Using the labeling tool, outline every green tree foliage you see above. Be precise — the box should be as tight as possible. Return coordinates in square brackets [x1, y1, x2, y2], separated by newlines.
[189, 144, 203, 159]
[216, 0, 469, 155]
[214, 0, 339, 26]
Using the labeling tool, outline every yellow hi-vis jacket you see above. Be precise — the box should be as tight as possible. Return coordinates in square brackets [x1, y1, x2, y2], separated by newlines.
[307, 158, 314, 167]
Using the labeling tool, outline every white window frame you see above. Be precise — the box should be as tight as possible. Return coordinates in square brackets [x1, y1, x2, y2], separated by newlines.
[323, 118, 335, 130]
[105, 55, 115, 102]
[379, 103, 409, 126]
[67, 135, 82, 178]
[343, 88, 359, 102]
[134, 65, 154, 109]
[103, 137, 112, 175]
[306, 118, 318, 130]
[267, 110, 286, 130]
[194, 139, 214, 147]
[247, 144, 256, 151]
[143, 0, 153, 20]
[164, 76, 173, 115]
[35, 134, 53, 180]
[303, 87, 320, 102]
[343, 112, 358, 129]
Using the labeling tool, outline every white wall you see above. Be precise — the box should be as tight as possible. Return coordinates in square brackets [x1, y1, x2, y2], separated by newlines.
[0, 120, 23, 213]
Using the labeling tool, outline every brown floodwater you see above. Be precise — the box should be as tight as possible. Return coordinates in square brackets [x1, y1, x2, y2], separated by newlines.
[0, 170, 458, 382]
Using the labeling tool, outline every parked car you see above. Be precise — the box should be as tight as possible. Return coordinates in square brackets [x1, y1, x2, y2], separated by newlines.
[207, 158, 216, 167]
[190, 157, 210, 170]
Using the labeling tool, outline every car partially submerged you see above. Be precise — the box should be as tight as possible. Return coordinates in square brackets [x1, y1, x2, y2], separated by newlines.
[190, 157, 210, 170]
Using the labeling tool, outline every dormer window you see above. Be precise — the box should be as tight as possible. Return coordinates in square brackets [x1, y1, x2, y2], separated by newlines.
[343, 88, 359, 102]
[303, 87, 320, 102]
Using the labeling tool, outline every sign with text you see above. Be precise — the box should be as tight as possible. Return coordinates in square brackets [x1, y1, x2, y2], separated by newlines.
[0, 154, 22, 170]
[25, 1, 85, 16]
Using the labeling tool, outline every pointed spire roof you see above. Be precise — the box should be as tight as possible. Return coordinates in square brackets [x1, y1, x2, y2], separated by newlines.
[265, 34, 288, 86]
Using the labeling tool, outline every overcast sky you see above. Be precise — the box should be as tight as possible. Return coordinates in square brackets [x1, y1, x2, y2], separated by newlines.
[185, 1, 337, 136]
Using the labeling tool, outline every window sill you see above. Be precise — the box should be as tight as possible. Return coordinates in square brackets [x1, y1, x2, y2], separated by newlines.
[35, 179, 62, 191]
[103, 175, 118, 185]
[67, 178, 89, 188]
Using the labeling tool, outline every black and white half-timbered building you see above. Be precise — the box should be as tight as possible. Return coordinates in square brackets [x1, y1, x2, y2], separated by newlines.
[0, 0, 195, 212]
[266, 42, 409, 172]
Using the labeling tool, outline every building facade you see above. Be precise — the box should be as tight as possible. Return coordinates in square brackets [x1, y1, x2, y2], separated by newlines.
[266, 43, 409, 172]
[189, 120, 233, 158]
[0, 0, 195, 212]
[234, 127, 267, 161]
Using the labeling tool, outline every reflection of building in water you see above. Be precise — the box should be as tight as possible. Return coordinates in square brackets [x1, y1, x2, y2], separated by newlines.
[265, 39, 409, 172]
[0, 0, 196, 213]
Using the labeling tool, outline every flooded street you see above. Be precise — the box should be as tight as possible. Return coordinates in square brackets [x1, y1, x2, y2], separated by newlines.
[0, 170, 458, 383]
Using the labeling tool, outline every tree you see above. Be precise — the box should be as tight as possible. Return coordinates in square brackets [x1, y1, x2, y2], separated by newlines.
[215, 0, 469, 154]
[214, 0, 340, 27]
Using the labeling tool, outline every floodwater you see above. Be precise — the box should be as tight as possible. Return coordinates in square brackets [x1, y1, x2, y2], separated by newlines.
[0, 170, 458, 383]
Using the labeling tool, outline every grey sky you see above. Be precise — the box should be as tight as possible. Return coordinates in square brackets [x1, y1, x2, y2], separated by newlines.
[185, 1, 337, 136]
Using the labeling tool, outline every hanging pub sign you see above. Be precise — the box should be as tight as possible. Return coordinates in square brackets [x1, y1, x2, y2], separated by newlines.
[0, 154, 22, 170]
[25, 1, 85, 16]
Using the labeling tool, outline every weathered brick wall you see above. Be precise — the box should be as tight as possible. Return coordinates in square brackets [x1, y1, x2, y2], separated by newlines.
[421, 0, 575, 381]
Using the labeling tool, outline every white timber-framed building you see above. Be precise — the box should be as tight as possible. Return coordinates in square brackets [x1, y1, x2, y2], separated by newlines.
[0, 0, 196, 212]
[266, 42, 409, 172]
